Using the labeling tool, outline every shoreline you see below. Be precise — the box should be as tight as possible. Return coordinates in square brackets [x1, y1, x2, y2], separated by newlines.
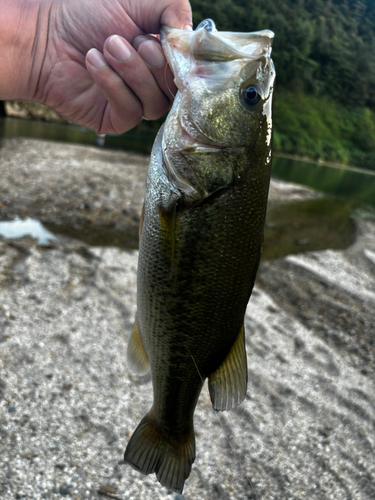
[0, 138, 360, 260]
[274, 151, 375, 176]
[2, 102, 375, 176]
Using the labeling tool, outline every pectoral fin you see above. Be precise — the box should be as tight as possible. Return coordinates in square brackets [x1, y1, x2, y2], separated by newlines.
[158, 202, 176, 268]
[208, 325, 248, 410]
[127, 316, 150, 375]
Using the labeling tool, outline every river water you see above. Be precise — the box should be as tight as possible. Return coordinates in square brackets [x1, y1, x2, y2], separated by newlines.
[0, 116, 374, 258]
[1, 116, 374, 207]
[272, 155, 375, 208]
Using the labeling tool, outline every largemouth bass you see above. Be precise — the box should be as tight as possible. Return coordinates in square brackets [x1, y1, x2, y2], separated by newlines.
[125, 19, 275, 493]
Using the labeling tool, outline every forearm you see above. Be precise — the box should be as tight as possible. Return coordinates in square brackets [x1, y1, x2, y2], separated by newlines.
[0, 0, 51, 101]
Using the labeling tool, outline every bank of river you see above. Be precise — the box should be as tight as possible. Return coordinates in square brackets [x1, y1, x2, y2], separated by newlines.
[0, 136, 361, 260]
[0, 116, 157, 155]
[0, 137, 374, 500]
[1, 116, 374, 262]
[1, 116, 375, 210]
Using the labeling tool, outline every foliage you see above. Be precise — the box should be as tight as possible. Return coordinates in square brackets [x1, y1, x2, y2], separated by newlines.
[273, 91, 375, 170]
[190, 0, 375, 110]
[190, 0, 375, 170]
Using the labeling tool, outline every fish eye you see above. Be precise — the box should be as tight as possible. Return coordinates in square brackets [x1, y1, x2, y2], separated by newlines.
[241, 84, 262, 108]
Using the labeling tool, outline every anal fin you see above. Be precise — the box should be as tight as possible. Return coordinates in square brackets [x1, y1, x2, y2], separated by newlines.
[127, 316, 150, 375]
[208, 324, 248, 410]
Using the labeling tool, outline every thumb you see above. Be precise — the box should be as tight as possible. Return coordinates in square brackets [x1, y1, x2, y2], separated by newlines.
[159, 0, 192, 29]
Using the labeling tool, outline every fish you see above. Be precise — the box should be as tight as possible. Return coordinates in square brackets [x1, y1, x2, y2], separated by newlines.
[124, 19, 275, 493]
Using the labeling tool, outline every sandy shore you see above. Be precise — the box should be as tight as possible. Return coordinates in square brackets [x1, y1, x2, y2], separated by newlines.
[0, 138, 374, 499]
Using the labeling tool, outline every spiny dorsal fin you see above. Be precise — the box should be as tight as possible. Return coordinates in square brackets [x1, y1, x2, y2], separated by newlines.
[208, 324, 248, 410]
[125, 410, 195, 493]
[127, 316, 150, 375]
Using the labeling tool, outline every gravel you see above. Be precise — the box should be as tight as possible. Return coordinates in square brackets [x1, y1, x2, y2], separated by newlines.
[0, 138, 374, 499]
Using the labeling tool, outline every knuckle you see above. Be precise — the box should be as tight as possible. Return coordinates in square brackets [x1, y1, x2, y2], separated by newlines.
[145, 100, 170, 121]
[115, 108, 143, 134]
[104, 77, 123, 96]
[145, 110, 166, 121]
[129, 110, 143, 129]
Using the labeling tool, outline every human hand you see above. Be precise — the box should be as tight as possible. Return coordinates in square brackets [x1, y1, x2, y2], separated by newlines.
[27, 0, 192, 133]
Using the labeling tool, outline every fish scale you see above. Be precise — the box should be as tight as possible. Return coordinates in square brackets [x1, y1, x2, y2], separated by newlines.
[125, 19, 275, 493]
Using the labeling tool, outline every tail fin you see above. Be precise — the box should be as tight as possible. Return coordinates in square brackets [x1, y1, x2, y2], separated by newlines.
[124, 411, 195, 493]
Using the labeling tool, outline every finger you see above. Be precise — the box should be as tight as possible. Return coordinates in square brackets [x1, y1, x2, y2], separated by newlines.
[86, 48, 143, 134]
[158, 0, 193, 30]
[133, 35, 177, 100]
[104, 35, 171, 120]
[123, 0, 192, 32]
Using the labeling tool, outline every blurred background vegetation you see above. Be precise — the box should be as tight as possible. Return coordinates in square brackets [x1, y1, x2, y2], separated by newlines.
[190, 0, 375, 170]
[2, 0, 375, 171]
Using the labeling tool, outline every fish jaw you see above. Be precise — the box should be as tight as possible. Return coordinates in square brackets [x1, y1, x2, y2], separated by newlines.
[161, 20, 274, 89]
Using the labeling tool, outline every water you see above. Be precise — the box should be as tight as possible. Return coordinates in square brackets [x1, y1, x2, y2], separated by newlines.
[1, 116, 374, 207]
[272, 156, 375, 208]
[0, 116, 97, 146]
[1, 116, 374, 257]
[0, 116, 157, 153]
[263, 197, 356, 260]
[266, 156, 375, 258]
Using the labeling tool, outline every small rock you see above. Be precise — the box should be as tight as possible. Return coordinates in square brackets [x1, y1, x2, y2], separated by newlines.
[296, 238, 309, 245]
[59, 486, 71, 495]
[99, 484, 117, 494]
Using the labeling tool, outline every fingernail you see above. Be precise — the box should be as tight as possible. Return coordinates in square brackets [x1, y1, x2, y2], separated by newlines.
[133, 35, 149, 51]
[138, 40, 165, 68]
[184, 24, 193, 31]
[107, 35, 132, 62]
[86, 48, 107, 69]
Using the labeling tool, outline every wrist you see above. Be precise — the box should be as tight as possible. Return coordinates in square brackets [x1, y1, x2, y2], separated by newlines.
[0, 0, 52, 101]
